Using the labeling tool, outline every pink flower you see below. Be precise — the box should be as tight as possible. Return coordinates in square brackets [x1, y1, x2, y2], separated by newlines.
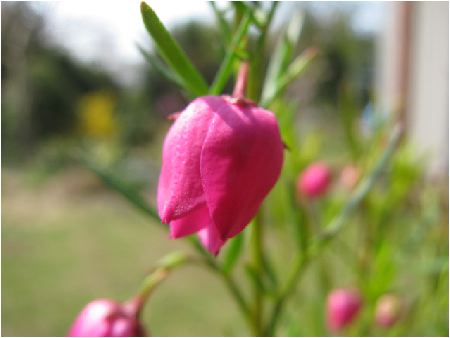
[68, 299, 146, 337]
[375, 294, 402, 328]
[340, 164, 361, 190]
[157, 96, 284, 255]
[326, 288, 362, 332]
[297, 162, 331, 198]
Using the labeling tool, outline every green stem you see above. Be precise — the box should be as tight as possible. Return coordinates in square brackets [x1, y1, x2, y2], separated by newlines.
[251, 211, 265, 335]
[187, 236, 254, 333]
[264, 125, 403, 335]
[135, 267, 170, 311]
[220, 272, 256, 334]
[131, 252, 191, 317]
[265, 253, 309, 336]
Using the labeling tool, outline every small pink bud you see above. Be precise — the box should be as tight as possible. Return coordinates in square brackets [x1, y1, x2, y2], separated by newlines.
[326, 288, 362, 332]
[375, 294, 402, 328]
[68, 299, 146, 337]
[297, 162, 331, 198]
[340, 164, 361, 190]
[157, 96, 284, 255]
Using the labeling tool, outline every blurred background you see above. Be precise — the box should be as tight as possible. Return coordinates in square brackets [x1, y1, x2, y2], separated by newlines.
[2, 1, 448, 336]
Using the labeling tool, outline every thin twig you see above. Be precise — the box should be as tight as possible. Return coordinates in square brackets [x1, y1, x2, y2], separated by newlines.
[264, 124, 404, 335]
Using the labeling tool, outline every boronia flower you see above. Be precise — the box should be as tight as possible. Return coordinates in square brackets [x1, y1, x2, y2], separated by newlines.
[326, 288, 362, 332]
[157, 95, 284, 255]
[340, 164, 361, 191]
[297, 162, 331, 199]
[375, 294, 402, 328]
[68, 299, 146, 337]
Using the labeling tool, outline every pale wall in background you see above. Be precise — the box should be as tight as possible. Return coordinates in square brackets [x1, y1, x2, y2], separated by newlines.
[377, 2, 449, 177]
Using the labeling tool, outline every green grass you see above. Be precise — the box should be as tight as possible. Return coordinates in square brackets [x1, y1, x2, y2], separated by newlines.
[1, 169, 244, 336]
[2, 161, 448, 336]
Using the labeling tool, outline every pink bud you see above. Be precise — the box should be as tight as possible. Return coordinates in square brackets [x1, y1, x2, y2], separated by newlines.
[326, 288, 362, 332]
[375, 294, 402, 328]
[340, 164, 361, 190]
[157, 96, 284, 255]
[68, 299, 146, 337]
[297, 162, 331, 198]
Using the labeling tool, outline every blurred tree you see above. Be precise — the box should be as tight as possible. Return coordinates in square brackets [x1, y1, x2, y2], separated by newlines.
[271, 3, 375, 114]
[1, 2, 119, 163]
[305, 8, 374, 107]
[1, 2, 375, 167]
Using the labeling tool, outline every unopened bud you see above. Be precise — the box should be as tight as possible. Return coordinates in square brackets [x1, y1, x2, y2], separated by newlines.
[326, 288, 362, 332]
[375, 294, 402, 328]
[340, 164, 361, 190]
[297, 162, 332, 199]
[68, 299, 146, 337]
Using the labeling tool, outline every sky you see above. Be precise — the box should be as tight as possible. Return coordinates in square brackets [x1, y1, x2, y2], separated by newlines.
[31, 1, 385, 85]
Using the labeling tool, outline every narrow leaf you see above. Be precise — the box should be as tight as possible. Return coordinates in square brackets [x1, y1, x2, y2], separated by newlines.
[261, 47, 318, 107]
[286, 11, 304, 45]
[234, 2, 264, 29]
[80, 157, 161, 224]
[261, 11, 304, 104]
[245, 264, 267, 293]
[247, 2, 279, 101]
[137, 44, 185, 88]
[140, 1, 209, 96]
[261, 252, 278, 289]
[209, 2, 232, 46]
[222, 231, 245, 274]
[210, 11, 252, 95]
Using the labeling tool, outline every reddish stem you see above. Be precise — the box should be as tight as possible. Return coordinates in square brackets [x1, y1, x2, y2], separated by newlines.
[233, 62, 249, 98]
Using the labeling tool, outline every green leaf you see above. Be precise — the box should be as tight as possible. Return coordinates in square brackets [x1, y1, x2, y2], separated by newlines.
[247, 2, 280, 101]
[222, 231, 245, 274]
[244, 264, 267, 293]
[210, 11, 252, 95]
[140, 1, 209, 96]
[233, 2, 265, 29]
[209, 2, 232, 46]
[137, 44, 185, 89]
[261, 11, 304, 104]
[80, 156, 161, 225]
[261, 253, 278, 290]
[261, 47, 318, 107]
[338, 83, 361, 159]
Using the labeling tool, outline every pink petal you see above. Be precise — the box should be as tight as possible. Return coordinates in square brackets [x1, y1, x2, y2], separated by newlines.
[110, 318, 138, 337]
[200, 97, 284, 240]
[198, 223, 225, 255]
[157, 98, 214, 223]
[169, 205, 210, 238]
[327, 289, 362, 331]
[68, 300, 118, 337]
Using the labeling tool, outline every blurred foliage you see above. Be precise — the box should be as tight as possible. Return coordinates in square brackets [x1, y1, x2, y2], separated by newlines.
[1, 3, 118, 164]
[78, 91, 118, 139]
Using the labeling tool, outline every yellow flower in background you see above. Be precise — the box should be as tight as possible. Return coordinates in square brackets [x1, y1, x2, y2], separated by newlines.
[78, 91, 118, 138]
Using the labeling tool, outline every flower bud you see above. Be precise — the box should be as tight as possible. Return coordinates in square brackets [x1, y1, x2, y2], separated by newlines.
[340, 164, 361, 190]
[68, 299, 146, 337]
[326, 288, 362, 332]
[157, 95, 284, 255]
[297, 162, 331, 199]
[375, 294, 402, 328]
